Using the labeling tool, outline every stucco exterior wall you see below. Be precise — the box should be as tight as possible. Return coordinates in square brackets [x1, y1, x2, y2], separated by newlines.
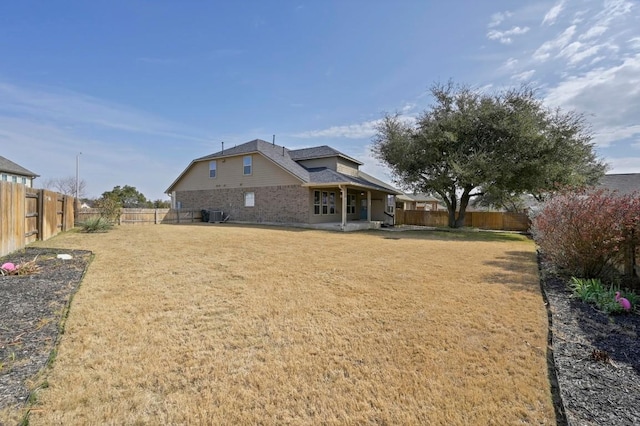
[175, 185, 309, 223]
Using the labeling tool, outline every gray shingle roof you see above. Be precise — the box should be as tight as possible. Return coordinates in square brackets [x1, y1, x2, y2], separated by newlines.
[598, 173, 640, 196]
[289, 145, 363, 165]
[0, 156, 39, 177]
[306, 167, 401, 193]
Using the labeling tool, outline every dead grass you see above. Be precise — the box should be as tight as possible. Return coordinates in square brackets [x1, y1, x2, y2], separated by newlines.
[18, 224, 553, 424]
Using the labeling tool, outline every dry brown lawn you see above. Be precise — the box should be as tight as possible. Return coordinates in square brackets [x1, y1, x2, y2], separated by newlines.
[19, 224, 554, 424]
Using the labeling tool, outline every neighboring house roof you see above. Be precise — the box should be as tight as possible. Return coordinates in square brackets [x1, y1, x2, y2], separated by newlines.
[0, 155, 39, 178]
[288, 145, 363, 165]
[167, 139, 399, 194]
[397, 193, 440, 203]
[598, 173, 640, 196]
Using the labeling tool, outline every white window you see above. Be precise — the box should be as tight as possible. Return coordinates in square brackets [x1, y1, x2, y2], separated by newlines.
[347, 194, 356, 214]
[313, 191, 321, 215]
[315, 190, 336, 215]
[1, 174, 7, 181]
[244, 192, 255, 207]
[11, 176, 17, 183]
[209, 160, 217, 178]
[243, 155, 252, 175]
[21, 177, 27, 184]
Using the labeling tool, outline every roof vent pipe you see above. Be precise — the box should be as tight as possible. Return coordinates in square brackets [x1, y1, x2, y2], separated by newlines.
[273, 134, 275, 146]
[221, 141, 224, 155]
[282, 146, 285, 156]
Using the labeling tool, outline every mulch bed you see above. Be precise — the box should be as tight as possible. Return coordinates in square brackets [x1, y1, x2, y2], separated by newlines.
[540, 258, 640, 426]
[0, 247, 91, 413]
[1, 247, 639, 425]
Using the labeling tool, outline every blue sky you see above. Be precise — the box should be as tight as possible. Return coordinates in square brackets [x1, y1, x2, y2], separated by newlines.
[1, 0, 638, 200]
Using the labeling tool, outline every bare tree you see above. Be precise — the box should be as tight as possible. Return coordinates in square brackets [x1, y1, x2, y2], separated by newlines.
[40, 176, 87, 198]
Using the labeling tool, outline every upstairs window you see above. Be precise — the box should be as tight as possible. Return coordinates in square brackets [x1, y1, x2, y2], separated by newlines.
[11, 176, 17, 183]
[1, 174, 7, 181]
[209, 160, 217, 178]
[243, 155, 252, 175]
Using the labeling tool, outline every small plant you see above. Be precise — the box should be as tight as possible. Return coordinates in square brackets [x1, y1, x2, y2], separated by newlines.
[569, 276, 637, 314]
[80, 217, 114, 233]
[1, 257, 40, 276]
[569, 277, 604, 303]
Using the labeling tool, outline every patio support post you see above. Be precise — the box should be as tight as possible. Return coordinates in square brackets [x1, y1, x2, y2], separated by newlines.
[367, 191, 372, 222]
[340, 185, 347, 230]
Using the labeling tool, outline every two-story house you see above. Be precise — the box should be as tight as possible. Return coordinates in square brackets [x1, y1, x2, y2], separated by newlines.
[165, 139, 400, 230]
[0, 156, 39, 188]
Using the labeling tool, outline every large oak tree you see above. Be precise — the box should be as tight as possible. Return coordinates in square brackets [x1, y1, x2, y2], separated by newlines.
[372, 82, 607, 228]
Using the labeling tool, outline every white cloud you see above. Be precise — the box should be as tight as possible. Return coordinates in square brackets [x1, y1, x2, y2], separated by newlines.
[606, 156, 640, 173]
[629, 37, 640, 49]
[511, 70, 536, 81]
[291, 120, 382, 139]
[593, 125, 640, 147]
[580, 25, 608, 40]
[487, 26, 530, 44]
[533, 25, 577, 61]
[544, 53, 640, 147]
[291, 115, 418, 140]
[594, 0, 634, 27]
[542, 0, 565, 26]
[488, 11, 512, 28]
[503, 58, 519, 69]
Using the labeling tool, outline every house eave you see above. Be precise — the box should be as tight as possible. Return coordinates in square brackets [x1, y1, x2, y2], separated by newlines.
[302, 182, 401, 194]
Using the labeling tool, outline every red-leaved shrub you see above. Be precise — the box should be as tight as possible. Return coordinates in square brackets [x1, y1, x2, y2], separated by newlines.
[531, 188, 640, 279]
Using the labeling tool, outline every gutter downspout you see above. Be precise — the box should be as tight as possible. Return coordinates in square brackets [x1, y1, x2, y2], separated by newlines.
[340, 185, 347, 231]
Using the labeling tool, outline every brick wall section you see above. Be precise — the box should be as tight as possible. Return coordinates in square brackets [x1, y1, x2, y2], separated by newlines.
[176, 185, 309, 223]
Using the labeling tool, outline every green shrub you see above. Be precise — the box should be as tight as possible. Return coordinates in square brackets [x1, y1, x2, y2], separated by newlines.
[81, 217, 113, 233]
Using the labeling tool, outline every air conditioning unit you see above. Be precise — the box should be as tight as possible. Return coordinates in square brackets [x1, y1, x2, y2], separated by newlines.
[209, 210, 224, 223]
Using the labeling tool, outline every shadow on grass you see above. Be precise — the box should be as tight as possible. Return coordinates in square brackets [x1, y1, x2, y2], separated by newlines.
[369, 228, 531, 243]
[483, 250, 541, 293]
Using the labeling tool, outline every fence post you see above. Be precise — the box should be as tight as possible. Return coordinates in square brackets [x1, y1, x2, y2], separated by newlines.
[37, 189, 44, 241]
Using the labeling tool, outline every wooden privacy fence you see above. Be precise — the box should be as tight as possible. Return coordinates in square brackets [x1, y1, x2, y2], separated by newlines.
[76, 208, 203, 225]
[0, 181, 75, 257]
[395, 210, 531, 232]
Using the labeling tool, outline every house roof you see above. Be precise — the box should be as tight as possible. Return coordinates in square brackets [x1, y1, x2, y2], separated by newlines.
[0, 156, 39, 178]
[598, 173, 640, 196]
[288, 145, 363, 165]
[166, 139, 398, 194]
[397, 193, 440, 202]
[304, 168, 401, 193]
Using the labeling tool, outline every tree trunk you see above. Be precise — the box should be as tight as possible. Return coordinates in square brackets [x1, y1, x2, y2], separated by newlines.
[448, 209, 457, 228]
[446, 192, 458, 228]
[454, 188, 473, 228]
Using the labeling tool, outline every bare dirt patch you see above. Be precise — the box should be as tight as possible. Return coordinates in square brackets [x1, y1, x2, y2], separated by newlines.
[4, 225, 555, 424]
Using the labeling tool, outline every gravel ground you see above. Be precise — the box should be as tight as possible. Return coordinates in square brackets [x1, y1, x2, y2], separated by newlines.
[1, 246, 638, 425]
[0, 247, 91, 414]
